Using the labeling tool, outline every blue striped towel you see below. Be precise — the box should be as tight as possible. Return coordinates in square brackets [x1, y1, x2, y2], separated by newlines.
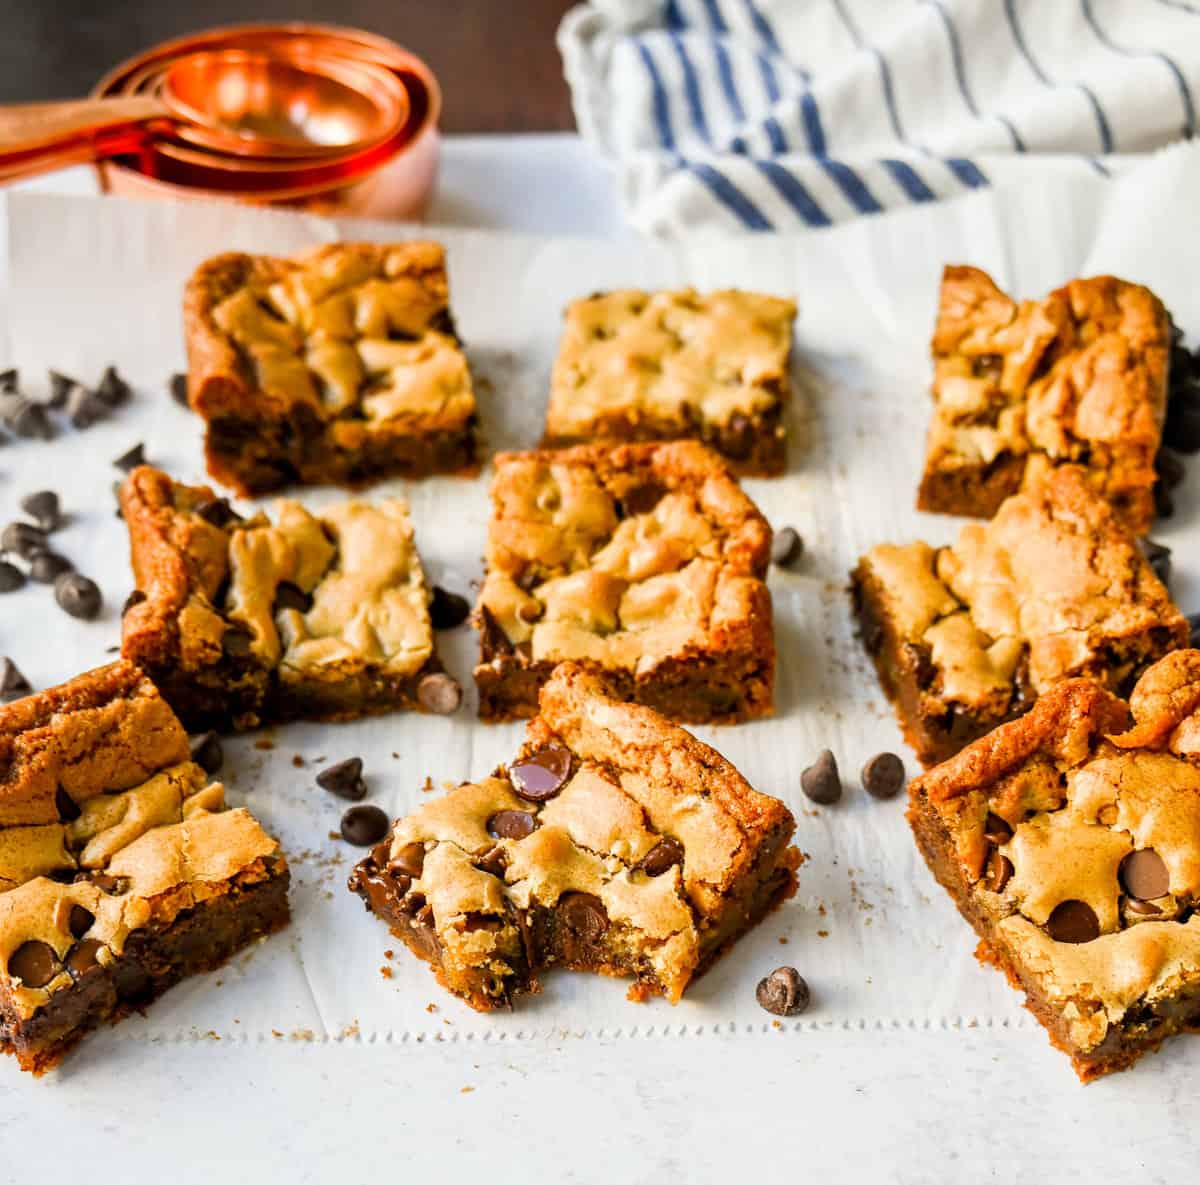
[558, 0, 1200, 234]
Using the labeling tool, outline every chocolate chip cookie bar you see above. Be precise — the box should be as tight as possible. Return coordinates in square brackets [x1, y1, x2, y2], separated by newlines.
[853, 464, 1186, 767]
[542, 289, 797, 476]
[918, 267, 1170, 535]
[909, 648, 1200, 1080]
[184, 242, 478, 495]
[0, 661, 289, 1074]
[120, 465, 450, 732]
[473, 440, 774, 723]
[349, 663, 798, 1009]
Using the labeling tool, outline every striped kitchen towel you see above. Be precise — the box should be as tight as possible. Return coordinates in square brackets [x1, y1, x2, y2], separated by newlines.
[558, 0, 1200, 234]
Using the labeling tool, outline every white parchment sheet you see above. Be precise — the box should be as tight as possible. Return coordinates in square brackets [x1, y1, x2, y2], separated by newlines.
[2, 146, 1200, 1055]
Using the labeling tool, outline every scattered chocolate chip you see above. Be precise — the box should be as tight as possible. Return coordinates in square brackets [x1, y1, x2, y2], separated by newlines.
[1142, 538, 1172, 585]
[755, 966, 810, 1016]
[487, 810, 538, 840]
[1045, 899, 1100, 944]
[1, 658, 32, 701]
[8, 940, 59, 987]
[54, 571, 101, 619]
[1, 520, 47, 558]
[1164, 405, 1200, 454]
[1126, 897, 1163, 917]
[222, 626, 253, 657]
[55, 785, 81, 822]
[862, 752, 905, 800]
[19, 490, 60, 532]
[273, 581, 312, 613]
[983, 812, 1013, 845]
[9, 399, 52, 440]
[67, 905, 94, 939]
[418, 672, 462, 715]
[340, 804, 390, 846]
[46, 370, 78, 409]
[29, 550, 72, 583]
[316, 757, 367, 801]
[1155, 447, 1186, 489]
[189, 731, 224, 775]
[559, 891, 609, 940]
[195, 497, 241, 528]
[0, 367, 16, 391]
[66, 385, 107, 429]
[800, 750, 842, 805]
[984, 851, 1014, 893]
[65, 938, 103, 980]
[0, 561, 23, 592]
[113, 442, 146, 472]
[641, 836, 684, 877]
[1120, 848, 1170, 900]
[429, 585, 470, 630]
[122, 588, 146, 615]
[771, 526, 804, 568]
[510, 746, 572, 801]
[95, 365, 130, 407]
[169, 372, 189, 407]
[390, 843, 426, 878]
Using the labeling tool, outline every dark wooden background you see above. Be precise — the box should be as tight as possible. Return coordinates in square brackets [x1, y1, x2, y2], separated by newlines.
[0, 0, 578, 132]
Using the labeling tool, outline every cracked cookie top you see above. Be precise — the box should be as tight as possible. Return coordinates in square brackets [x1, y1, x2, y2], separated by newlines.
[858, 464, 1186, 716]
[121, 466, 434, 682]
[911, 649, 1200, 1055]
[185, 241, 475, 430]
[546, 288, 796, 436]
[475, 441, 772, 673]
[0, 663, 283, 1019]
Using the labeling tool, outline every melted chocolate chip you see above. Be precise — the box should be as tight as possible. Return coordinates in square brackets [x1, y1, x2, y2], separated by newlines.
[429, 586, 470, 630]
[1127, 898, 1163, 917]
[756, 966, 811, 1016]
[487, 810, 538, 840]
[559, 892, 609, 941]
[478, 605, 514, 656]
[340, 804, 390, 847]
[641, 837, 684, 877]
[509, 746, 572, 802]
[273, 581, 312, 613]
[618, 480, 665, 517]
[222, 626, 254, 658]
[800, 750, 842, 805]
[477, 846, 508, 877]
[66, 938, 104, 980]
[390, 842, 426, 878]
[984, 852, 1014, 894]
[1120, 848, 1170, 901]
[1045, 900, 1100, 944]
[417, 673, 462, 715]
[861, 752, 906, 800]
[983, 813, 1013, 845]
[87, 873, 129, 895]
[55, 785, 81, 822]
[189, 730, 224, 776]
[316, 757, 367, 801]
[68, 904, 94, 939]
[8, 940, 59, 987]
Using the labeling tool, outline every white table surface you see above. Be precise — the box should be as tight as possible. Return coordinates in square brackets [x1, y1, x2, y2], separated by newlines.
[4, 135, 1198, 1185]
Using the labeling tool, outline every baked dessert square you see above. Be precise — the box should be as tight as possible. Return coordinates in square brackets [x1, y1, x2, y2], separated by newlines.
[0, 661, 289, 1074]
[542, 288, 797, 476]
[917, 266, 1170, 535]
[852, 464, 1186, 767]
[472, 440, 774, 723]
[349, 662, 799, 1009]
[121, 465, 450, 732]
[184, 241, 478, 495]
[909, 648, 1200, 1081]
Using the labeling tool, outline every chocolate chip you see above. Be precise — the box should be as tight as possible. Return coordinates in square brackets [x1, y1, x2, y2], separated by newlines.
[1120, 848, 1170, 900]
[65, 938, 103, 980]
[122, 588, 146, 615]
[510, 746, 572, 801]
[316, 757, 367, 801]
[195, 498, 241, 528]
[476, 846, 507, 877]
[1164, 405, 1200, 454]
[516, 600, 543, 625]
[169, 372, 189, 407]
[1190, 612, 1200, 649]
[46, 370, 78, 409]
[9, 399, 52, 440]
[20, 490, 60, 532]
[1155, 447, 1186, 489]
[984, 852, 1014, 893]
[559, 892, 608, 941]
[1126, 897, 1163, 917]
[771, 526, 804, 568]
[862, 752, 905, 800]
[113, 442, 146, 472]
[641, 836, 684, 876]
[55, 785, 81, 822]
[66, 385, 107, 429]
[2, 520, 47, 558]
[189, 731, 224, 775]
[30, 550, 72, 583]
[273, 581, 312, 613]
[417, 672, 462, 715]
[723, 412, 755, 460]
[8, 940, 60, 987]
[87, 873, 128, 895]
[800, 750, 842, 805]
[755, 966, 810, 1017]
[0, 561, 23, 593]
[340, 804, 390, 846]
[487, 810, 537, 840]
[618, 480, 665, 517]
[429, 585, 470, 630]
[1154, 482, 1175, 520]
[68, 905, 94, 939]
[982, 812, 1013, 845]
[0, 367, 16, 391]
[1045, 899, 1100, 944]
[54, 571, 101, 619]
[1142, 538, 1172, 585]
[1, 655, 30, 693]
[222, 626, 253, 657]
[478, 605, 514, 656]
[390, 842, 426, 878]
[95, 365, 130, 407]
